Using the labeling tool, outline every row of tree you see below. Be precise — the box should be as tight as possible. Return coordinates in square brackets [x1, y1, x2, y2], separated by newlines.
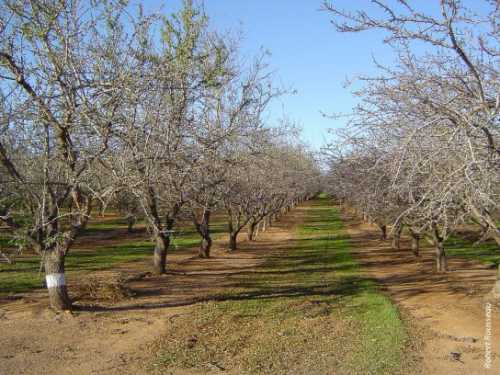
[0, 0, 320, 310]
[323, 1, 499, 289]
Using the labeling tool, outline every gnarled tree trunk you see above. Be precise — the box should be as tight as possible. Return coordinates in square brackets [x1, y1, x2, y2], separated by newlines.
[227, 219, 239, 251]
[255, 221, 260, 239]
[153, 232, 170, 274]
[435, 241, 447, 272]
[378, 224, 387, 240]
[97, 200, 106, 218]
[126, 215, 136, 233]
[432, 227, 447, 273]
[409, 229, 420, 257]
[391, 222, 403, 250]
[200, 236, 212, 258]
[247, 219, 258, 241]
[44, 249, 72, 311]
[229, 232, 238, 251]
[198, 210, 212, 258]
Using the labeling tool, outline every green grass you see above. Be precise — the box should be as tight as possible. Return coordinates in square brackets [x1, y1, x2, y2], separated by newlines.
[0, 237, 12, 247]
[1, 241, 177, 295]
[0, 219, 225, 296]
[153, 198, 413, 375]
[446, 235, 500, 267]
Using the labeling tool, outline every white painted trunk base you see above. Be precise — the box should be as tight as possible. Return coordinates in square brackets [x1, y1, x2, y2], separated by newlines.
[46, 273, 66, 289]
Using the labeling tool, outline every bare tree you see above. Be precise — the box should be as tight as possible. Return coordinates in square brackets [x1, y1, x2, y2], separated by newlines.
[323, 0, 499, 277]
[0, 0, 129, 310]
[185, 50, 283, 258]
[106, 0, 238, 272]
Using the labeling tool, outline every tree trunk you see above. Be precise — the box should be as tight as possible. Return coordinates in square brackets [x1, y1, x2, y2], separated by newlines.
[410, 230, 420, 257]
[247, 220, 257, 241]
[44, 249, 72, 311]
[470, 206, 500, 247]
[492, 234, 500, 296]
[492, 232, 500, 247]
[126, 215, 136, 233]
[432, 225, 447, 272]
[97, 200, 106, 217]
[227, 218, 239, 251]
[435, 240, 447, 272]
[199, 237, 212, 258]
[379, 225, 387, 240]
[391, 222, 403, 250]
[255, 222, 260, 238]
[493, 265, 500, 296]
[153, 232, 169, 274]
[229, 232, 238, 251]
[198, 210, 212, 258]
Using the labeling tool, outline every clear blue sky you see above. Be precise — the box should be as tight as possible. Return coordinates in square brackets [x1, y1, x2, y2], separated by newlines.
[203, 0, 391, 150]
[139, 1, 485, 150]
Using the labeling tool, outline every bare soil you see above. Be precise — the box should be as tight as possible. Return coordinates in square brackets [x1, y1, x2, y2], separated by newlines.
[341, 212, 500, 375]
[0, 215, 296, 375]
[1, 205, 499, 374]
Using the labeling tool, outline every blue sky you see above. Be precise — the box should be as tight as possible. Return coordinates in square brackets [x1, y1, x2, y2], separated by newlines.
[204, 1, 395, 150]
[202, 0, 388, 150]
[139, 1, 486, 150]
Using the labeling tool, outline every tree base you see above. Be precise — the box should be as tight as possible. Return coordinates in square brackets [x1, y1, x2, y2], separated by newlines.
[493, 279, 500, 296]
[199, 238, 211, 258]
[48, 286, 72, 311]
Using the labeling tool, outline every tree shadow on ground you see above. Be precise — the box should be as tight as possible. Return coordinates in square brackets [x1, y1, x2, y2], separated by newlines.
[74, 208, 374, 314]
[342, 213, 499, 301]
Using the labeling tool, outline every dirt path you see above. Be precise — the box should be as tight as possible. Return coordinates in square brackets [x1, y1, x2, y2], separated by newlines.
[0, 213, 299, 375]
[342, 212, 500, 375]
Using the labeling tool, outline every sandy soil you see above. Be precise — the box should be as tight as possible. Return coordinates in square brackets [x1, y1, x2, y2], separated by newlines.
[0, 215, 296, 375]
[342, 212, 500, 375]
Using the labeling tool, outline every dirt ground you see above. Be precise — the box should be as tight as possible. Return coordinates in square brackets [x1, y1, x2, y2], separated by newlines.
[1, 205, 499, 374]
[0, 214, 297, 375]
[342, 212, 500, 375]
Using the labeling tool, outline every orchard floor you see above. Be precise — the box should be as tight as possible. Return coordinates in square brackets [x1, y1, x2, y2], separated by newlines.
[0, 199, 498, 374]
[343, 212, 500, 375]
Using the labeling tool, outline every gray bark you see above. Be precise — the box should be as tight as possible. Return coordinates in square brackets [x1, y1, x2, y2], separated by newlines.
[432, 225, 448, 273]
[409, 229, 420, 257]
[44, 249, 72, 311]
[379, 225, 387, 240]
[126, 215, 136, 233]
[197, 210, 212, 258]
[247, 220, 257, 241]
[229, 232, 238, 251]
[391, 222, 403, 250]
[153, 232, 170, 274]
